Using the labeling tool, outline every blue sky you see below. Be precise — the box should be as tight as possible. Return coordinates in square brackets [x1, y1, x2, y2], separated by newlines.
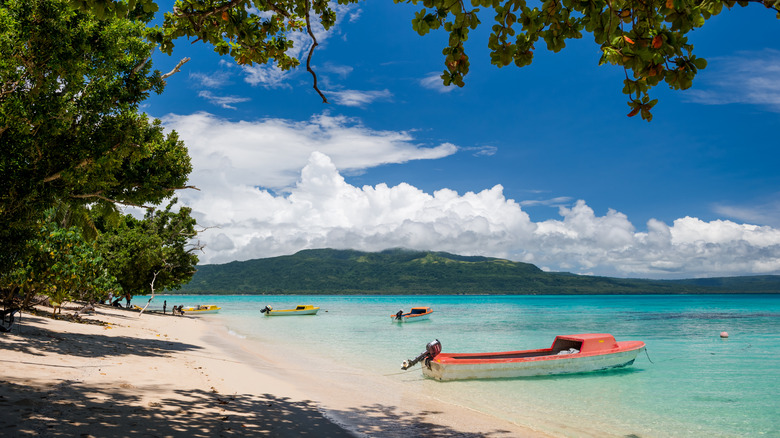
[144, 1, 780, 279]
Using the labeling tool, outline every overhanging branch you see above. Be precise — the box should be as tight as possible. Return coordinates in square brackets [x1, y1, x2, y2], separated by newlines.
[304, 0, 328, 103]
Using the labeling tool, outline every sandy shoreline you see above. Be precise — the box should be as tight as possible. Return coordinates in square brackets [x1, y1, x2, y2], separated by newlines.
[1, 303, 551, 437]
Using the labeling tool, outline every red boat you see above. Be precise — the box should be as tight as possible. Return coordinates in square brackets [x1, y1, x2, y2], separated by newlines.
[402, 334, 645, 380]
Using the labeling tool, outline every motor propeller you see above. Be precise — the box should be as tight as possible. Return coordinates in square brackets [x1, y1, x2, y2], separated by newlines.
[401, 339, 442, 370]
[260, 305, 272, 313]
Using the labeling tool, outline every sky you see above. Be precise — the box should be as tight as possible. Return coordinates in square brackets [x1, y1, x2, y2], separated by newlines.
[143, 1, 780, 279]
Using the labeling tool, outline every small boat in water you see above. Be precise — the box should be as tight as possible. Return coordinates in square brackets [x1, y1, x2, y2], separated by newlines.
[392, 307, 433, 322]
[402, 333, 645, 380]
[261, 305, 320, 316]
[180, 304, 221, 314]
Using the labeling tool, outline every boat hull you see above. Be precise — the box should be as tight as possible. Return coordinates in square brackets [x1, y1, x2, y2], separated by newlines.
[391, 307, 433, 322]
[416, 335, 646, 381]
[392, 313, 431, 322]
[265, 307, 320, 316]
[181, 306, 221, 314]
[422, 347, 642, 380]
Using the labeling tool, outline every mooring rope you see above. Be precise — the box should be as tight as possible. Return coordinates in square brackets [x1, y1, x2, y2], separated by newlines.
[644, 347, 655, 364]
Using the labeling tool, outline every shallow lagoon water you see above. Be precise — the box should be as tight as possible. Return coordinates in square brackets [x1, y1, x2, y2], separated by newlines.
[144, 294, 780, 437]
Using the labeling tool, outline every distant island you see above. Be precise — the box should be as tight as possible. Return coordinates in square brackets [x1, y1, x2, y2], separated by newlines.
[172, 248, 780, 295]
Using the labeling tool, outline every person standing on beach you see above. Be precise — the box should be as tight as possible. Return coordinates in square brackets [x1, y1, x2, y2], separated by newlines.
[163, 300, 167, 314]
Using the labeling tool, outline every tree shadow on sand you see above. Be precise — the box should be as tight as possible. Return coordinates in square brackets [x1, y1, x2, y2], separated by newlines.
[0, 380, 354, 437]
[328, 403, 515, 437]
[0, 317, 200, 359]
[0, 379, 516, 438]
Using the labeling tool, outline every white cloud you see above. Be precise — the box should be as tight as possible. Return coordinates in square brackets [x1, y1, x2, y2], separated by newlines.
[190, 71, 232, 88]
[321, 63, 354, 78]
[713, 196, 780, 228]
[197, 91, 251, 109]
[685, 49, 780, 111]
[463, 145, 497, 157]
[420, 72, 455, 93]
[519, 196, 574, 208]
[162, 111, 458, 191]
[328, 89, 392, 107]
[242, 64, 291, 88]
[164, 120, 780, 278]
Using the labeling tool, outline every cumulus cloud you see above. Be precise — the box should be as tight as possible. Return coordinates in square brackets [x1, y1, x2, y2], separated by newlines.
[685, 49, 780, 111]
[171, 137, 780, 278]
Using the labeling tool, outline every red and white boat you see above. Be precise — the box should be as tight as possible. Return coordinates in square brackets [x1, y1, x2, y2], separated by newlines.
[391, 307, 433, 322]
[402, 334, 645, 380]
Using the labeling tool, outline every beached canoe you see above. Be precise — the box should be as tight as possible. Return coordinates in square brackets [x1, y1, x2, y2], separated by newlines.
[391, 307, 433, 322]
[180, 304, 221, 314]
[402, 334, 645, 380]
[261, 305, 320, 316]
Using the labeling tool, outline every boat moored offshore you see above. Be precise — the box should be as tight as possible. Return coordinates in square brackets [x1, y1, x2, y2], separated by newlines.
[402, 334, 645, 380]
[391, 307, 433, 322]
[180, 304, 221, 314]
[261, 305, 320, 316]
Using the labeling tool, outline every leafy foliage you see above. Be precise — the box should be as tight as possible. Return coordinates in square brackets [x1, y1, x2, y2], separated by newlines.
[396, 0, 778, 120]
[177, 248, 780, 294]
[96, 200, 200, 296]
[0, 0, 192, 277]
[1, 215, 120, 311]
[64, 0, 778, 114]
[68, 0, 361, 101]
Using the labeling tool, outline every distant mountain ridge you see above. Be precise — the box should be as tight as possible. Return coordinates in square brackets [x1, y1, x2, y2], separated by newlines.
[176, 248, 780, 295]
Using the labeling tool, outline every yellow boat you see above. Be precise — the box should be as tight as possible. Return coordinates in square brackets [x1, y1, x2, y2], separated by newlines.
[180, 304, 221, 314]
[260, 305, 319, 316]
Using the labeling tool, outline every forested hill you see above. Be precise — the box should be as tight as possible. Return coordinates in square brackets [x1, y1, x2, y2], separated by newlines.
[174, 249, 780, 295]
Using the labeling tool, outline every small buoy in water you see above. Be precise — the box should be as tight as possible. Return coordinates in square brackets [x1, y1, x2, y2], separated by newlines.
[720, 331, 729, 338]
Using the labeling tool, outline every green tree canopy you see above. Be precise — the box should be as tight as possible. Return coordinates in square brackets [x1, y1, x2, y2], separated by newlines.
[396, 0, 778, 120]
[68, 0, 361, 101]
[96, 200, 200, 297]
[1, 213, 121, 312]
[0, 0, 192, 276]
[71, 0, 777, 119]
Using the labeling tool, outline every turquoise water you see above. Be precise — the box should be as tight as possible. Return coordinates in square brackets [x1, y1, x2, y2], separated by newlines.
[142, 294, 780, 437]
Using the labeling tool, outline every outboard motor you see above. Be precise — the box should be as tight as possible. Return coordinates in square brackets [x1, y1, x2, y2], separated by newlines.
[260, 305, 272, 313]
[401, 339, 442, 370]
[395, 310, 404, 320]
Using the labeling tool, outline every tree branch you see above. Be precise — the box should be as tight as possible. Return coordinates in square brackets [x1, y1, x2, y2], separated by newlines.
[160, 57, 192, 82]
[165, 185, 201, 192]
[69, 193, 151, 209]
[137, 271, 158, 317]
[304, 0, 328, 103]
[43, 143, 123, 183]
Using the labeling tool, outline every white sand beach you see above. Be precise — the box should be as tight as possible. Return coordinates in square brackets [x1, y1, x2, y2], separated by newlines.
[0, 303, 550, 437]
